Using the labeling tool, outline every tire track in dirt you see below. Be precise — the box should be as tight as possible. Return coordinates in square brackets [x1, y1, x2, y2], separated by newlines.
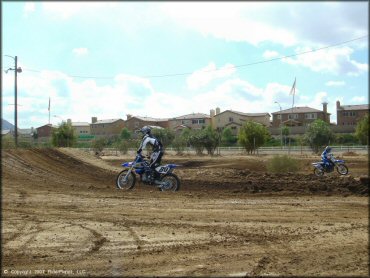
[77, 224, 109, 253]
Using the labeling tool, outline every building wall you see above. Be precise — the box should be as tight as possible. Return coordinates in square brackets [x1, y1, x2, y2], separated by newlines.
[213, 111, 270, 133]
[37, 125, 54, 138]
[73, 125, 91, 136]
[90, 120, 125, 136]
[125, 117, 169, 131]
[271, 111, 328, 128]
[168, 117, 211, 130]
[337, 109, 368, 126]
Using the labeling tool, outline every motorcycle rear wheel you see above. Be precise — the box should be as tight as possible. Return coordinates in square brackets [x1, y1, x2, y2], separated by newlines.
[314, 167, 324, 177]
[116, 170, 136, 190]
[336, 164, 348, 175]
[159, 173, 180, 192]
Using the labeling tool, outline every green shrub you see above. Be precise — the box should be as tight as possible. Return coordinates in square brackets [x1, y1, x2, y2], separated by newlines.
[116, 140, 129, 154]
[91, 137, 107, 154]
[18, 141, 33, 149]
[2, 136, 16, 149]
[267, 155, 300, 173]
[172, 137, 186, 154]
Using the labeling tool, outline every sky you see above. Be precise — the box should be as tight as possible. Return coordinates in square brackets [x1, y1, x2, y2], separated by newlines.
[1, 1, 368, 128]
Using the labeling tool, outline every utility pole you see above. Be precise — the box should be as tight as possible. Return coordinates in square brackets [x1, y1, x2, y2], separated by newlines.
[4, 55, 22, 147]
[274, 101, 283, 149]
[15, 56, 18, 146]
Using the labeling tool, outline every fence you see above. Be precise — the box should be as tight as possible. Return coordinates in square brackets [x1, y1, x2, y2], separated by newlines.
[79, 145, 368, 156]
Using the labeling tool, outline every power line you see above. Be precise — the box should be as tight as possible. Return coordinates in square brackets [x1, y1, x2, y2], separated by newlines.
[16, 35, 369, 79]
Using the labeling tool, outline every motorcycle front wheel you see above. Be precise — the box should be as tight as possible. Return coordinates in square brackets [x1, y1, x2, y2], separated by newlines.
[336, 164, 348, 175]
[159, 173, 180, 192]
[313, 167, 324, 177]
[116, 169, 136, 190]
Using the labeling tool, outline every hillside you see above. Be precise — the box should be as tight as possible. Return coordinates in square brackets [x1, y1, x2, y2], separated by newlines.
[1, 119, 14, 131]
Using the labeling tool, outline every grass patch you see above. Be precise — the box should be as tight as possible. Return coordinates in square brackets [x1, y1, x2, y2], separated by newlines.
[267, 155, 300, 173]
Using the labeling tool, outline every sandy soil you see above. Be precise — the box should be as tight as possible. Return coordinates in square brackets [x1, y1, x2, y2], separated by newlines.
[1, 148, 369, 277]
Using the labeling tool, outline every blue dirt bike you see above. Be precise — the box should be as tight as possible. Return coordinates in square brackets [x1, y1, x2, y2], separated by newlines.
[116, 154, 181, 191]
[312, 155, 348, 177]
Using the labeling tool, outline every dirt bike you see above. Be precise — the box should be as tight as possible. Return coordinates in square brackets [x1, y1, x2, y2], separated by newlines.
[116, 154, 181, 191]
[312, 154, 348, 177]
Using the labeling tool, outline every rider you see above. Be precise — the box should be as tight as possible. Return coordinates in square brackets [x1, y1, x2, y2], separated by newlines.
[137, 126, 164, 183]
[321, 146, 335, 169]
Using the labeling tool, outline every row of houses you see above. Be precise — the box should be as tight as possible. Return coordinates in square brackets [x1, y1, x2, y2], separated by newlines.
[2, 100, 368, 141]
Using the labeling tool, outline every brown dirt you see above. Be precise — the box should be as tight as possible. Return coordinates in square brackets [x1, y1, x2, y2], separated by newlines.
[1, 148, 369, 277]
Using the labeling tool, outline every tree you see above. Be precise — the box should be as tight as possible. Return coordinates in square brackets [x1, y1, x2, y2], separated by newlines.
[202, 125, 220, 155]
[91, 137, 107, 154]
[115, 140, 129, 154]
[151, 128, 175, 147]
[238, 121, 269, 154]
[187, 126, 220, 156]
[355, 114, 369, 145]
[188, 129, 205, 155]
[281, 125, 290, 146]
[172, 137, 186, 155]
[304, 119, 334, 153]
[120, 127, 131, 140]
[51, 121, 77, 147]
[335, 133, 358, 145]
[221, 127, 237, 146]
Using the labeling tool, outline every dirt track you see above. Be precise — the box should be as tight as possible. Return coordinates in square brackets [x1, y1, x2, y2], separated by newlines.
[1, 148, 369, 277]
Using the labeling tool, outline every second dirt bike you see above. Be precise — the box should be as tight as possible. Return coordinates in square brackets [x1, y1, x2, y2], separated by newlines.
[312, 154, 348, 177]
[116, 154, 181, 191]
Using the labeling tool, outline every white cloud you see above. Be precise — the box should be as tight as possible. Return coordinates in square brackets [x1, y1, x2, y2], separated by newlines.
[263, 50, 279, 59]
[24, 3, 36, 17]
[282, 46, 368, 76]
[161, 2, 367, 48]
[161, 2, 296, 46]
[351, 96, 366, 103]
[325, 81, 346, 87]
[72, 48, 89, 57]
[42, 2, 118, 20]
[186, 63, 236, 90]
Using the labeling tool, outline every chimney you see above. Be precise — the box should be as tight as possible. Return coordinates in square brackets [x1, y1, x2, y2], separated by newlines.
[216, 107, 220, 115]
[126, 114, 132, 120]
[67, 118, 72, 125]
[210, 109, 215, 117]
[322, 102, 328, 114]
[92, 117, 97, 124]
[336, 100, 341, 110]
[322, 102, 328, 123]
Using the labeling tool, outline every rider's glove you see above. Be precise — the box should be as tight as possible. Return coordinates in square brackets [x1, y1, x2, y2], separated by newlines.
[137, 148, 142, 155]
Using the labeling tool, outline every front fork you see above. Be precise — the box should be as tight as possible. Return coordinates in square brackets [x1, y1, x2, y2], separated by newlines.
[123, 165, 135, 181]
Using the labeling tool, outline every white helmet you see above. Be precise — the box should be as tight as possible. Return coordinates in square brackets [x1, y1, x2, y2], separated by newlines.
[140, 126, 151, 135]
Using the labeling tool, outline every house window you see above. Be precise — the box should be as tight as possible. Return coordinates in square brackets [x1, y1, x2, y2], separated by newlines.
[192, 119, 205, 124]
[134, 122, 139, 128]
[305, 113, 317, 119]
[343, 111, 356, 117]
[231, 126, 237, 130]
[288, 114, 298, 119]
[229, 117, 234, 122]
[277, 115, 281, 119]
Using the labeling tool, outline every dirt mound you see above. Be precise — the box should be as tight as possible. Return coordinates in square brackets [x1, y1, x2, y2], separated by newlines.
[1, 148, 115, 191]
[178, 168, 368, 196]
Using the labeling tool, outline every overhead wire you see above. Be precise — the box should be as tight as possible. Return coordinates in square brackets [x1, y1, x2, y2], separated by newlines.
[12, 35, 370, 79]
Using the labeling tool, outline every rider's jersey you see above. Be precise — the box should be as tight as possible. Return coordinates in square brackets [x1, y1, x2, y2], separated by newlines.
[321, 149, 334, 164]
[137, 134, 163, 153]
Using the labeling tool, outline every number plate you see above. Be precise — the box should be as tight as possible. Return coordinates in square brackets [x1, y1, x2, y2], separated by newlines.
[156, 166, 170, 174]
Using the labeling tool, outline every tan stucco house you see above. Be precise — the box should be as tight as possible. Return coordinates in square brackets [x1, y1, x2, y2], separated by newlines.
[211, 108, 270, 136]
